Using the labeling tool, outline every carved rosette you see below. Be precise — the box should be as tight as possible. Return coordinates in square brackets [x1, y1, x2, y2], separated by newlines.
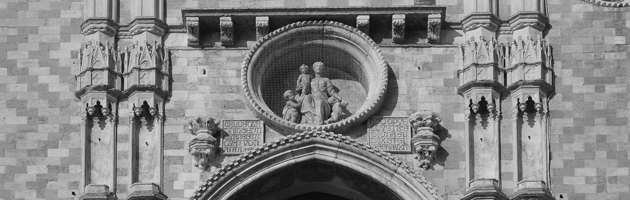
[187, 117, 220, 170]
[392, 14, 405, 43]
[122, 41, 171, 97]
[427, 14, 441, 43]
[186, 17, 200, 47]
[409, 111, 441, 170]
[220, 17, 234, 46]
[503, 35, 554, 91]
[255, 17, 269, 40]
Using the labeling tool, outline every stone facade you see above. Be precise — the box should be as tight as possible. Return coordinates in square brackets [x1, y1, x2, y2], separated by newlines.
[0, 0, 628, 200]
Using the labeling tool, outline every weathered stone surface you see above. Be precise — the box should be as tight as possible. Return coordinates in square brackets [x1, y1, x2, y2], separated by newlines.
[367, 116, 411, 152]
[220, 120, 264, 155]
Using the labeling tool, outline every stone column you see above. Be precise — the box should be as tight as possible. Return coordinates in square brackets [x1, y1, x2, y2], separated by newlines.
[78, 1, 120, 199]
[459, 2, 507, 197]
[506, 2, 554, 199]
[125, 1, 169, 199]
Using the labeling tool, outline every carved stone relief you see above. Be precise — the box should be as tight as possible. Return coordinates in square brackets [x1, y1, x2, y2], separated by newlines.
[220, 17, 234, 46]
[255, 16, 269, 40]
[427, 14, 441, 43]
[186, 17, 200, 47]
[392, 14, 406, 43]
[187, 117, 220, 170]
[409, 111, 441, 170]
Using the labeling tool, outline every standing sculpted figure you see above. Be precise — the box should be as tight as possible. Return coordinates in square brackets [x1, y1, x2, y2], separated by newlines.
[295, 64, 311, 96]
[300, 62, 347, 125]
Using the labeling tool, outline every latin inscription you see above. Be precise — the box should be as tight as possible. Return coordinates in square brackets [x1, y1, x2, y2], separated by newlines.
[221, 120, 264, 155]
[368, 116, 411, 153]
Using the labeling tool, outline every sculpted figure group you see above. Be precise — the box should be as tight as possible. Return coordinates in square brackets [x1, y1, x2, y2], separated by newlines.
[283, 62, 348, 125]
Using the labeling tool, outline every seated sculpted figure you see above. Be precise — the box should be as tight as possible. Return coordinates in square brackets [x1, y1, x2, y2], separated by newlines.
[324, 96, 348, 124]
[282, 90, 301, 123]
[301, 61, 347, 125]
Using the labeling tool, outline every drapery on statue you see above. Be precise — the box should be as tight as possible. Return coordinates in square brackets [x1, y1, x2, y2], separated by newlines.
[297, 61, 348, 125]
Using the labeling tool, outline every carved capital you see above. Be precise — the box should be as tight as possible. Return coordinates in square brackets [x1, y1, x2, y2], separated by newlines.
[186, 17, 200, 47]
[255, 16, 269, 40]
[427, 14, 442, 43]
[356, 15, 370, 34]
[76, 40, 123, 94]
[187, 117, 220, 170]
[121, 41, 171, 96]
[504, 35, 554, 91]
[220, 17, 234, 46]
[392, 14, 405, 43]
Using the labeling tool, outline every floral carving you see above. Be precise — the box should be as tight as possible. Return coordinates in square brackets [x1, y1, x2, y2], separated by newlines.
[427, 14, 441, 43]
[76, 41, 123, 94]
[392, 15, 405, 43]
[186, 18, 200, 47]
[122, 41, 171, 96]
[255, 17, 269, 40]
[356, 15, 369, 34]
[409, 111, 441, 170]
[220, 17, 234, 46]
[501, 35, 553, 89]
[187, 117, 220, 170]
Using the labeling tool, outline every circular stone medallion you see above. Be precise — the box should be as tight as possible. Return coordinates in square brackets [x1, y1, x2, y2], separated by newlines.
[241, 21, 389, 133]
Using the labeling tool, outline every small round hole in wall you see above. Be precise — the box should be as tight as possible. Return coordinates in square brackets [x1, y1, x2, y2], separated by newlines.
[98, 138, 101, 142]
[72, 192, 76, 196]
[145, 142, 149, 146]
[528, 136, 531, 140]
[480, 138, 483, 142]
[559, 194, 564, 199]
[202, 69, 206, 75]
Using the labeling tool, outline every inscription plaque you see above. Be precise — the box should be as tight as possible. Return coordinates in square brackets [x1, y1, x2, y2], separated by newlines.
[367, 116, 411, 153]
[221, 120, 264, 155]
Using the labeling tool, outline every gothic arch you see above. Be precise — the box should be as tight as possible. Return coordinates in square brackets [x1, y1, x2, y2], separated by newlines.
[191, 131, 442, 200]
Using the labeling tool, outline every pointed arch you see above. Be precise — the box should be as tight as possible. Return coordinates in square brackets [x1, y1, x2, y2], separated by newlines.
[191, 131, 441, 200]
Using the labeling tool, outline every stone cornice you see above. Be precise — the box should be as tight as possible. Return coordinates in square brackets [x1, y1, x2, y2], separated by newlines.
[460, 12, 501, 32]
[81, 18, 118, 36]
[582, 0, 630, 7]
[191, 130, 442, 200]
[508, 12, 549, 32]
[182, 6, 445, 19]
[128, 17, 167, 37]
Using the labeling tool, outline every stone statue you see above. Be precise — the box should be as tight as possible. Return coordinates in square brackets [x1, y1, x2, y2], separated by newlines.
[324, 96, 348, 124]
[282, 90, 301, 123]
[295, 64, 311, 96]
[300, 62, 347, 125]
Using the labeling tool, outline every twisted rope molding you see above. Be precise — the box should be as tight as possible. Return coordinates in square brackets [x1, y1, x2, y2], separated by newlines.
[241, 20, 389, 133]
[191, 130, 442, 200]
[582, 0, 630, 7]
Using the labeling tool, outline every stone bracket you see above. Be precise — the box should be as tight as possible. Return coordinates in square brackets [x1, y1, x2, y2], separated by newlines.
[356, 15, 370, 34]
[186, 17, 200, 47]
[409, 111, 442, 170]
[392, 14, 406, 43]
[186, 117, 220, 170]
[127, 183, 168, 200]
[181, 6, 446, 46]
[427, 13, 442, 43]
[511, 181, 554, 200]
[462, 179, 509, 200]
[255, 16, 270, 40]
[220, 17, 234, 46]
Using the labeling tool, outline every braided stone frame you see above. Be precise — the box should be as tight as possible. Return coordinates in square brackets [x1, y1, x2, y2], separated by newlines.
[191, 131, 442, 200]
[241, 20, 389, 133]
